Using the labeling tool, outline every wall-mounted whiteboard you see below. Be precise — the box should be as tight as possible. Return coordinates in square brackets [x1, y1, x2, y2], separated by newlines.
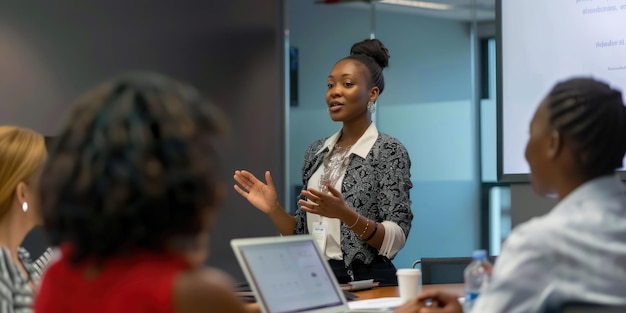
[497, 0, 626, 181]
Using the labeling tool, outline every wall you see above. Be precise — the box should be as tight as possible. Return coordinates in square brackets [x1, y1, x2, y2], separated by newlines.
[0, 0, 283, 281]
[287, 0, 480, 269]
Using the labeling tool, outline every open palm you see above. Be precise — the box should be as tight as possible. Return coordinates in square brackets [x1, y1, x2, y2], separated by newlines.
[233, 170, 278, 214]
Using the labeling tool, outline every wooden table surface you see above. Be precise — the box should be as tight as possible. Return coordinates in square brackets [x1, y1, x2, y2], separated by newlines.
[352, 283, 464, 300]
[244, 283, 464, 312]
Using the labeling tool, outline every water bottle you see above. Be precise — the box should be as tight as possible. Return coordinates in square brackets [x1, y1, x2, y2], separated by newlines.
[463, 250, 493, 312]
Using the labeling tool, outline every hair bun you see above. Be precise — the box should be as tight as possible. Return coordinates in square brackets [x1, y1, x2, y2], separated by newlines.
[350, 38, 390, 69]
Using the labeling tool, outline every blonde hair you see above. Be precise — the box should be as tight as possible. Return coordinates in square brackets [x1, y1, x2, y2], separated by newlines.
[0, 126, 47, 216]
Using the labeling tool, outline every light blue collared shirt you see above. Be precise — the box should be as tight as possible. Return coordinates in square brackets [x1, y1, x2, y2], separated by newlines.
[472, 175, 626, 313]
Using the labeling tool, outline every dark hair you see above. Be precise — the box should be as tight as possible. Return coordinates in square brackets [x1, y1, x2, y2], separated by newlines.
[546, 77, 626, 178]
[344, 38, 390, 95]
[41, 72, 229, 264]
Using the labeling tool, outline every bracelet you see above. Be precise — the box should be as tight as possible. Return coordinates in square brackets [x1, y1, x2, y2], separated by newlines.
[359, 219, 370, 238]
[363, 222, 378, 241]
[348, 214, 360, 228]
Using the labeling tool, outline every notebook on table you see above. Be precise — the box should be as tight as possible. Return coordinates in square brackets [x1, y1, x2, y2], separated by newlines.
[230, 234, 399, 313]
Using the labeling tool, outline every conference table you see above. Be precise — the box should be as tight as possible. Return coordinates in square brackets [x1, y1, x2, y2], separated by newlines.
[353, 283, 464, 300]
[245, 283, 464, 312]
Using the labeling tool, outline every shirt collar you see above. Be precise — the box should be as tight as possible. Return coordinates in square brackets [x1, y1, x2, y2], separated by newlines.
[551, 174, 626, 214]
[316, 122, 379, 159]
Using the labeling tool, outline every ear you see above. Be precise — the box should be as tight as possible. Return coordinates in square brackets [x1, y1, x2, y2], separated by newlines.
[14, 182, 29, 204]
[546, 130, 562, 160]
[369, 86, 380, 103]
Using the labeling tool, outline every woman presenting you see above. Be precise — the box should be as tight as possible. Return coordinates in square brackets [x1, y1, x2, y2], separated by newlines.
[234, 38, 413, 286]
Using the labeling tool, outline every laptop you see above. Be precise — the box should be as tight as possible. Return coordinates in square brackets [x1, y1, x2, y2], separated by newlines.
[230, 234, 396, 313]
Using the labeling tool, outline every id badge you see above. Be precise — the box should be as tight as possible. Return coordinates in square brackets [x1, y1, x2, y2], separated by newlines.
[312, 222, 327, 250]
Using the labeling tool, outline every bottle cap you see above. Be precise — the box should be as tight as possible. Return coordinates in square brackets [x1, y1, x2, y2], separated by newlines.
[472, 249, 487, 260]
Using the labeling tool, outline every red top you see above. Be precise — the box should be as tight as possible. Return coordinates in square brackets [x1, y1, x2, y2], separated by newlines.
[34, 246, 190, 313]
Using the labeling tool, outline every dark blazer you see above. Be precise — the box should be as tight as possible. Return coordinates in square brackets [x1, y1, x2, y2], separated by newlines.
[294, 132, 413, 267]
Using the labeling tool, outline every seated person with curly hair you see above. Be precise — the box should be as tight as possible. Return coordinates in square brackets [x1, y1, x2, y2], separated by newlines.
[34, 72, 251, 313]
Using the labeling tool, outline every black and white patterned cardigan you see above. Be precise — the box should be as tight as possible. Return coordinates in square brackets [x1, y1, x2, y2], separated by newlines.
[0, 247, 54, 313]
[294, 132, 413, 268]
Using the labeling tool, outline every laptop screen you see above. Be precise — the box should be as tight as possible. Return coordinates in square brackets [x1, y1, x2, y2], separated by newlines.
[236, 238, 344, 313]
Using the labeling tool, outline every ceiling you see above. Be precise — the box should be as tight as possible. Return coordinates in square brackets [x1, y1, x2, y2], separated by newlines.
[316, 0, 496, 22]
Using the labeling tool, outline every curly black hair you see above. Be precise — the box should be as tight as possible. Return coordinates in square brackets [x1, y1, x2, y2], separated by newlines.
[40, 72, 229, 264]
[546, 77, 626, 179]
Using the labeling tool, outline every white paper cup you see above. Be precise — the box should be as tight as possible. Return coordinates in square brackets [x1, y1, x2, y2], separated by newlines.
[396, 268, 421, 303]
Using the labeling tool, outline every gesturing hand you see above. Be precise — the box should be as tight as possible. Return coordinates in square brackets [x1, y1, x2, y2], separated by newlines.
[233, 170, 279, 214]
[299, 183, 351, 220]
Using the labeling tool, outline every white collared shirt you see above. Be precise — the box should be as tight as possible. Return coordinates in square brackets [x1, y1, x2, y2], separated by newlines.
[306, 123, 406, 260]
[472, 175, 626, 313]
